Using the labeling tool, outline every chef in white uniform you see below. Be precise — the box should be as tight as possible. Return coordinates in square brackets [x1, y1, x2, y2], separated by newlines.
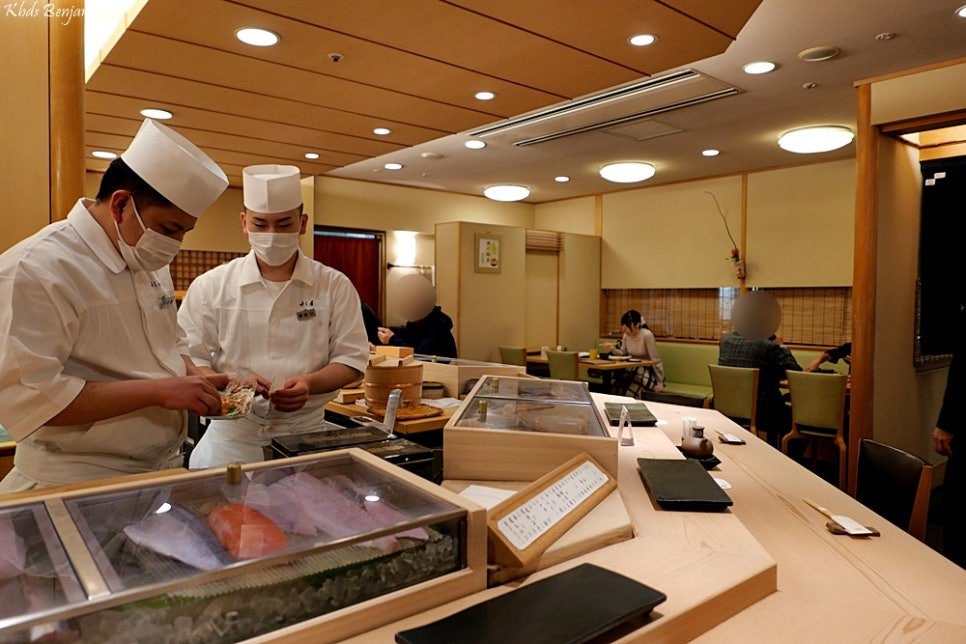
[179, 164, 369, 468]
[0, 119, 230, 493]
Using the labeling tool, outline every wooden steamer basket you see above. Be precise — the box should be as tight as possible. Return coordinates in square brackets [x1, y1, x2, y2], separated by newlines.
[364, 362, 423, 411]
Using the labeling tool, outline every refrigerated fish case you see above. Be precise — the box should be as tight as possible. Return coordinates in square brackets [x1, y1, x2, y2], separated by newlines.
[0, 448, 486, 643]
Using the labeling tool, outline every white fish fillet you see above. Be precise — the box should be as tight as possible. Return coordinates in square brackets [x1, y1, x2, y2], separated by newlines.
[329, 474, 430, 541]
[245, 481, 318, 536]
[0, 519, 26, 579]
[274, 472, 399, 553]
[123, 504, 231, 571]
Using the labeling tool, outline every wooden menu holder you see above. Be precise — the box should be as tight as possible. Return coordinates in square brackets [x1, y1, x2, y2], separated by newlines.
[486, 453, 617, 568]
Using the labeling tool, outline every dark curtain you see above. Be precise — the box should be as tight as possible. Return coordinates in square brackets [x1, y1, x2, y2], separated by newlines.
[313, 232, 382, 315]
[919, 157, 966, 356]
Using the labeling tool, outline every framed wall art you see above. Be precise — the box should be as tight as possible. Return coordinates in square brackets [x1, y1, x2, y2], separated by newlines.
[475, 233, 502, 273]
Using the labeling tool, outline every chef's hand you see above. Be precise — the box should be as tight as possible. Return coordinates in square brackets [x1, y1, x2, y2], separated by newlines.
[269, 376, 310, 412]
[244, 373, 272, 398]
[159, 374, 230, 416]
[933, 427, 954, 456]
[377, 327, 394, 344]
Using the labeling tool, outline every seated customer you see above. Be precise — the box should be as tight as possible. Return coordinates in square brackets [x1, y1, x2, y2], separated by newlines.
[718, 292, 802, 447]
[805, 341, 851, 372]
[361, 302, 382, 350]
[603, 309, 665, 396]
[377, 274, 458, 358]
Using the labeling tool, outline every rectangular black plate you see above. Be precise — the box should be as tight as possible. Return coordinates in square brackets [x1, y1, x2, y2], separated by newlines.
[637, 458, 733, 511]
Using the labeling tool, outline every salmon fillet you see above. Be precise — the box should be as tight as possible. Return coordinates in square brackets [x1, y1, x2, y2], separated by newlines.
[207, 503, 289, 560]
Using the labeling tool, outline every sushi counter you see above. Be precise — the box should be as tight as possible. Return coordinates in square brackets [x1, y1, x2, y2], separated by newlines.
[2, 383, 966, 642]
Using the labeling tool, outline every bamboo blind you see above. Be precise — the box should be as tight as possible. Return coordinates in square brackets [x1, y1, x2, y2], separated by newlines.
[604, 287, 852, 346]
[170, 250, 246, 291]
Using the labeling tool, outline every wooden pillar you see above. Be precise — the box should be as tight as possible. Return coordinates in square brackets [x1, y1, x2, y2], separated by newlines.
[48, 1, 86, 221]
[849, 82, 878, 495]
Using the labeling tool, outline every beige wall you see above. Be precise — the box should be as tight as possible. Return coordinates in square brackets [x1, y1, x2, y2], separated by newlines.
[525, 252, 558, 348]
[872, 136, 949, 464]
[601, 175, 744, 288]
[558, 233, 602, 351]
[314, 176, 534, 233]
[1, 15, 50, 253]
[533, 197, 597, 235]
[436, 222, 528, 362]
[598, 162, 855, 289]
[871, 60, 966, 126]
[746, 159, 855, 287]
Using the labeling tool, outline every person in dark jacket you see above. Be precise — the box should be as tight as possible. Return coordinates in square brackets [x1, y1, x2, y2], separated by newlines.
[377, 274, 457, 358]
[934, 307, 965, 568]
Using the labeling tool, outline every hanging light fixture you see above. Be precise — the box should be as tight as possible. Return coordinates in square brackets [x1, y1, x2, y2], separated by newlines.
[599, 162, 655, 183]
[483, 185, 530, 202]
[778, 126, 854, 153]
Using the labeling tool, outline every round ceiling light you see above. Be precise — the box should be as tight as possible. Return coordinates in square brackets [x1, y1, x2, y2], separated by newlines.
[554, 176, 570, 183]
[384, 162, 403, 170]
[304, 152, 320, 160]
[483, 185, 530, 202]
[475, 91, 496, 101]
[599, 162, 655, 183]
[778, 125, 854, 153]
[140, 108, 172, 120]
[957, 5, 966, 18]
[373, 127, 392, 135]
[629, 34, 657, 46]
[236, 28, 280, 47]
[702, 149, 720, 157]
[465, 140, 486, 150]
[743, 61, 776, 75]
[91, 150, 117, 159]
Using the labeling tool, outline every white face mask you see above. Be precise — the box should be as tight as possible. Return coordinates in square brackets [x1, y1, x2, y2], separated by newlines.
[114, 199, 182, 272]
[248, 232, 300, 266]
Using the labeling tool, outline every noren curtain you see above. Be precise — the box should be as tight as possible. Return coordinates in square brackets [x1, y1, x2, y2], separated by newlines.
[313, 232, 382, 315]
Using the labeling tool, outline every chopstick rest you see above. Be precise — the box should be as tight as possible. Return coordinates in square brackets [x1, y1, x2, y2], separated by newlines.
[803, 498, 878, 537]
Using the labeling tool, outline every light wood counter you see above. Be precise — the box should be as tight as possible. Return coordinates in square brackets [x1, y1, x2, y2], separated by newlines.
[323, 396, 966, 642]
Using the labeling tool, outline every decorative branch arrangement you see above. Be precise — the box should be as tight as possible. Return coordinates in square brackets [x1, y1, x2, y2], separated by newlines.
[706, 191, 746, 279]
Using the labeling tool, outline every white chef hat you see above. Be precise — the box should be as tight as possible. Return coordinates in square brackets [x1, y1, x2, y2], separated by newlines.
[243, 164, 302, 213]
[120, 119, 228, 217]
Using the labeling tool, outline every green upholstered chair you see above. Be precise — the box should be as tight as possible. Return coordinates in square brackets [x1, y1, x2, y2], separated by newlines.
[708, 364, 760, 438]
[498, 346, 527, 366]
[547, 350, 579, 381]
[856, 438, 933, 541]
[781, 371, 849, 490]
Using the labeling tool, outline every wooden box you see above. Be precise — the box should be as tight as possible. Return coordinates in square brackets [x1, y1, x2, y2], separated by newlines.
[419, 357, 527, 398]
[0, 449, 487, 643]
[443, 376, 617, 481]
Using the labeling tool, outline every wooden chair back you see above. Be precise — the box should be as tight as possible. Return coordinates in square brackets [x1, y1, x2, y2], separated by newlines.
[856, 438, 933, 541]
[547, 350, 579, 381]
[781, 371, 849, 489]
[708, 364, 760, 437]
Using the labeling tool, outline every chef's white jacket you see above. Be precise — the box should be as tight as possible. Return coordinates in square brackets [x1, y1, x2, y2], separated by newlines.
[0, 199, 188, 489]
[178, 251, 368, 465]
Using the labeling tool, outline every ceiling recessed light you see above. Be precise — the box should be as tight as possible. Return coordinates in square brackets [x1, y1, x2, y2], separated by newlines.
[304, 152, 320, 160]
[554, 176, 570, 183]
[484, 185, 530, 202]
[957, 5, 966, 18]
[599, 162, 655, 183]
[235, 27, 280, 47]
[373, 127, 391, 136]
[475, 91, 496, 101]
[702, 149, 720, 157]
[384, 162, 403, 170]
[140, 108, 172, 120]
[629, 34, 657, 46]
[465, 140, 486, 150]
[92, 150, 117, 159]
[743, 61, 776, 75]
[778, 125, 854, 153]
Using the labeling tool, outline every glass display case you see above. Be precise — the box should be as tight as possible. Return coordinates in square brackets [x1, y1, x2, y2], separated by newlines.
[0, 449, 485, 643]
[449, 376, 609, 436]
[443, 376, 617, 482]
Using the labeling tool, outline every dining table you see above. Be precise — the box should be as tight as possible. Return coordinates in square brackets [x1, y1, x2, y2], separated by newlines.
[525, 353, 658, 392]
